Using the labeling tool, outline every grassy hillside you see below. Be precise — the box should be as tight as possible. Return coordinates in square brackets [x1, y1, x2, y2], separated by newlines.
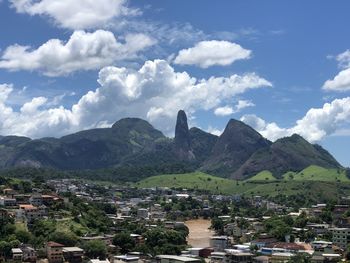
[247, 170, 276, 181]
[282, 165, 349, 182]
[136, 172, 250, 195]
[136, 167, 350, 203]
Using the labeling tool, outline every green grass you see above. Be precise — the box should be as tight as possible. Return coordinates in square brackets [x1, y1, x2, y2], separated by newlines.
[136, 166, 350, 201]
[247, 170, 276, 181]
[282, 165, 349, 182]
[136, 172, 253, 195]
[15, 222, 28, 231]
[56, 218, 90, 235]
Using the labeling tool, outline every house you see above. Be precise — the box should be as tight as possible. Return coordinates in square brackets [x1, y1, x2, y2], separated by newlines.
[266, 242, 312, 254]
[137, 208, 149, 219]
[210, 236, 230, 252]
[29, 194, 43, 206]
[306, 224, 330, 235]
[156, 255, 201, 263]
[311, 241, 333, 252]
[17, 204, 41, 223]
[89, 260, 110, 263]
[225, 249, 253, 263]
[3, 188, 16, 197]
[331, 227, 350, 249]
[270, 252, 294, 262]
[22, 246, 37, 262]
[62, 247, 84, 263]
[253, 256, 269, 263]
[113, 255, 140, 263]
[150, 211, 166, 221]
[11, 248, 23, 262]
[46, 241, 64, 263]
[42, 195, 62, 206]
[310, 253, 342, 263]
[210, 252, 226, 263]
[120, 208, 131, 217]
[251, 235, 278, 249]
[0, 196, 17, 206]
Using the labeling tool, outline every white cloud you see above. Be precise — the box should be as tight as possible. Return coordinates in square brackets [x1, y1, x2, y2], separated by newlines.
[20, 97, 47, 115]
[336, 49, 350, 69]
[235, 99, 255, 112]
[323, 68, 350, 92]
[214, 106, 234, 116]
[9, 0, 138, 30]
[174, 40, 251, 68]
[206, 126, 223, 136]
[0, 60, 271, 138]
[241, 97, 350, 142]
[214, 100, 255, 116]
[323, 49, 350, 92]
[0, 30, 155, 76]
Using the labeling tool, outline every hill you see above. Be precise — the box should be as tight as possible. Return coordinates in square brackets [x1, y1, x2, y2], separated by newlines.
[283, 165, 349, 182]
[247, 171, 276, 181]
[136, 171, 350, 204]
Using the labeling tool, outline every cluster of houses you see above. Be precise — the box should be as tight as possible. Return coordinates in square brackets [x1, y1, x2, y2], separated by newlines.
[0, 189, 63, 224]
[2, 179, 350, 262]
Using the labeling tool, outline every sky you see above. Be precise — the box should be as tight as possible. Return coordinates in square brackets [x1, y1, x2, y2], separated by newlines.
[0, 0, 350, 166]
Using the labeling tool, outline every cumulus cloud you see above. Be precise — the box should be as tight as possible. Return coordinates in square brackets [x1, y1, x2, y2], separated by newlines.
[235, 100, 255, 112]
[0, 30, 155, 76]
[9, 0, 138, 30]
[0, 60, 271, 138]
[241, 97, 350, 142]
[214, 100, 255, 116]
[336, 49, 350, 69]
[174, 40, 251, 68]
[323, 49, 350, 92]
[214, 106, 234, 116]
[323, 68, 350, 92]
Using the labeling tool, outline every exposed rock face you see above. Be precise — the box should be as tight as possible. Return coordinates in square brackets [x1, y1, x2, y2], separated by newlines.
[174, 110, 195, 161]
[201, 119, 271, 177]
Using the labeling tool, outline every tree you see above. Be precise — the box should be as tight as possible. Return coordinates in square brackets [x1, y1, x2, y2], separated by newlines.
[144, 228, 187, 256]
[15, 229, 33, 243]
[211, 217, 224, 234]
[84, 240, 107, 259]
[320, 210, 333, 224]
[112, 232, 136, 254]
[30, 220, 56, 237]
[0, 241, 12, 258]
[48, 231, 78, 247]
[265, 217, 292, 241]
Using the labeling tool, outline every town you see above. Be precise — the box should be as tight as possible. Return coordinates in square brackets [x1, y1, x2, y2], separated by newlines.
[0, 176, 350, 263]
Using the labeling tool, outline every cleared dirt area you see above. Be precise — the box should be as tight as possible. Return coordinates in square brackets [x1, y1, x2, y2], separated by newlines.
[185, 219, 214, 248]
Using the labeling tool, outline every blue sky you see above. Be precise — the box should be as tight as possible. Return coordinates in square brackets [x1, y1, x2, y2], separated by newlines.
[0, 0, 350, 166]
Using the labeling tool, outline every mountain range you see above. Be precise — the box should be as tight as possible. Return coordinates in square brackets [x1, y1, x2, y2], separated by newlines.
[0, 110, 342, 180]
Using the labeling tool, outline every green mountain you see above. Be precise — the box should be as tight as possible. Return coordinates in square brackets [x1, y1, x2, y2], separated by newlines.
[0, 110, 344, 181]
[232, 134, 341, 179]
[5, 118, 166, 169]
[200, 119, 271, 177]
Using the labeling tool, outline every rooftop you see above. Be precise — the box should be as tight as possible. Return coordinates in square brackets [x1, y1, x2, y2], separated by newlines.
[157, 255, 201, 262]
[63, 247, 84, 252]
[47, 241, 64, 247]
